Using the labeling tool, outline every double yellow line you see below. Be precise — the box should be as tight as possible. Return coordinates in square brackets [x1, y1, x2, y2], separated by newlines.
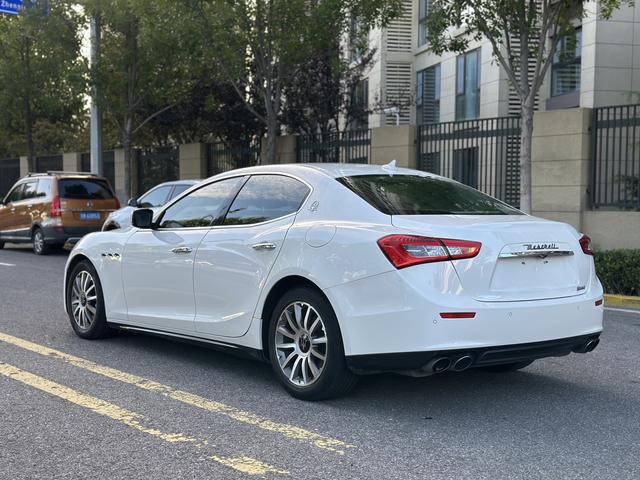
[0, 331, 355, 476]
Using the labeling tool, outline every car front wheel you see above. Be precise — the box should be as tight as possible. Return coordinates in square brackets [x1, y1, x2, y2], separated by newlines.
[66, 260, 117, 339]
[268, 287, 358, 400]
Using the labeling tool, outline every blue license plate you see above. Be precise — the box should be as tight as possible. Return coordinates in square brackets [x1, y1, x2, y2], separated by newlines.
[80, 212, 101, 221]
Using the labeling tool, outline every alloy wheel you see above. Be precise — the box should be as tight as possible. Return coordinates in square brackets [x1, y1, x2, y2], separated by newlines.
[33, 230, 44, 254]
[70, 270, 98, 331]
[274, 301, 328, 387]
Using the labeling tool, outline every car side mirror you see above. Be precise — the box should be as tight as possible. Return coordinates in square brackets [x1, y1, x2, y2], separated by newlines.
[127, 197, 139, 207]
[131, 209, 154, 229]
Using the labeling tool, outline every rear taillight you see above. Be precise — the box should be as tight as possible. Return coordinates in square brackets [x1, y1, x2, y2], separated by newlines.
[51, 195, 62, 218]
[579, 235, 594, 255]
[113, 196, 121, 209]
[377, 235, 481, 269]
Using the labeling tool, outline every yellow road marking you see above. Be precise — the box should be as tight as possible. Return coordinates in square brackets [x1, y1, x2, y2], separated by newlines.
[0, 362, 288, 476]
[0, 331, 354, 454]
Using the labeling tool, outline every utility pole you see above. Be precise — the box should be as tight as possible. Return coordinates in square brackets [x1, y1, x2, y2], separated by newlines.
[89, 10, 103, 175]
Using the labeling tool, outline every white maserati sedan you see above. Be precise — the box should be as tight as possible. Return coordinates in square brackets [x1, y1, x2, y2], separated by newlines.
[64, 163, 603, 400]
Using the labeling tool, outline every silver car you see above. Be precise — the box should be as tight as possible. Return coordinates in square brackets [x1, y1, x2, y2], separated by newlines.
[102, 180, 200, 231]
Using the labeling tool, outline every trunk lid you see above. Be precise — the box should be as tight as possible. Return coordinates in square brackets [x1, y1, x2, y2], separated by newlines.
[392, 215, 591, 302]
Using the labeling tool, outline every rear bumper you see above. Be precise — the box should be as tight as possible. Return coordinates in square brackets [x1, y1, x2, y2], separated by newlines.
[325, 267, 604, 357]
[346, 333, 601, 372]
[42, 225, 102, 245]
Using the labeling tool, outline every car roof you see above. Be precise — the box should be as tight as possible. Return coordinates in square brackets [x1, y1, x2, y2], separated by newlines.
[206, 163, 433, 181]
[152, 179, 201, 188]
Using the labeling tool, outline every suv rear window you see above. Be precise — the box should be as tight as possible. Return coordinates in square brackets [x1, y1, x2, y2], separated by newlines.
[58, 179, 114, 200]
[337, 174, 522, 215]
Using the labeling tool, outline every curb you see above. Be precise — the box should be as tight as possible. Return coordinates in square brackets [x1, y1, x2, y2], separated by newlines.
[604, 294, 640, 310]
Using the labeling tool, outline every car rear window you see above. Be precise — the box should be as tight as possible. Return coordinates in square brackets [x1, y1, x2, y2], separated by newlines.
[336, 174, 522, 215]
[58, 179, 114, 200]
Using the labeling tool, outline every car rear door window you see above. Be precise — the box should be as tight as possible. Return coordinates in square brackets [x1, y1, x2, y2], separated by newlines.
[223, 175, 310, 226]
[21, 181, 38, 200]
[159, 177, 244, 229]
[138, 185, 173, 208]
[58, 179, 115, 200]
[337, 174, 522, 215]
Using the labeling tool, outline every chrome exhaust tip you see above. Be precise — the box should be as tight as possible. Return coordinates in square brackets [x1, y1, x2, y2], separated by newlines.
[452, 355, 474, 372]
[431, 357, 452, 373]
[573, 337, 600, 353]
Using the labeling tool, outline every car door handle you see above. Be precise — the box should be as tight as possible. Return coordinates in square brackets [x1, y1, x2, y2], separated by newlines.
[252, 242, 276, 251]
[171, 246, 192, 254]
[10, 207, 16, 213]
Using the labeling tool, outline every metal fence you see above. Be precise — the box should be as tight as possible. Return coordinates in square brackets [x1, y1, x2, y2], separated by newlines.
[207, 142, 260, 176]
[80, 151, 116, 189]
[35, 155, 63, 173]
[137, 147, 179, 194]
[296, 129, 371, 164]
[591, 104, 640, 210]
[417, 117, 521, 207]
[0, 158, 20, 198]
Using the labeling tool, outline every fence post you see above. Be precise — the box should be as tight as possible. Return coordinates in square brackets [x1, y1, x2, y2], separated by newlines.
[370, 125, 417, 168]
[179, 143, 207, 179]
[63, 152, 82, 172]
[113, 149, 127, 202]
[19, 156, 29, 176]
[531, 108, 592, 231]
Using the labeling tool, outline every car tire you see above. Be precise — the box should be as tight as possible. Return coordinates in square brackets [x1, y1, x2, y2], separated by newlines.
[268, 286, 358, 401]
[32, 228, 51, 255]
[66, 260, 117, 339]
[480, 360, 534, 373]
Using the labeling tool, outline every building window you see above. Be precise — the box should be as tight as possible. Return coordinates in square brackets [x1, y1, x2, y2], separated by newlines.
[455, 49, 481, 121]
[551, 28, 582, 97]
[350, 79, 369, 129]
[418, 0, 429, 46]
[416, 64, 440, 125]
[350, 14, 365, 62]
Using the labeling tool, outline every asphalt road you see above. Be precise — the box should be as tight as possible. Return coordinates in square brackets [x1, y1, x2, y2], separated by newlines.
[0, 245, 639, 480]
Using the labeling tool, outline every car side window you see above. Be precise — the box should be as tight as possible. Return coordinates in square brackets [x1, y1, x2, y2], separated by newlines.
[159, 177, 244, 229]
[169, 184, 191, 200]
[138, 185, 173, 208]
[223, 175, 310, 226]
[21, 181, 38, 200]
[4, 184, 24, 203]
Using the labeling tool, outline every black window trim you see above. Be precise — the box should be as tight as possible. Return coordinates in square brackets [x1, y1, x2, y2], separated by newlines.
[154, 173, 313, 231]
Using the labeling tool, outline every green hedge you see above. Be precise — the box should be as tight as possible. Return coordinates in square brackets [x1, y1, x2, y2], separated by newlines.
[594, 249, 640, 296]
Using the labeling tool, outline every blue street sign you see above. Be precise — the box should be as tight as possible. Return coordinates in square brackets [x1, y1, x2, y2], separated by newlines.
[0, 0, 25, 16]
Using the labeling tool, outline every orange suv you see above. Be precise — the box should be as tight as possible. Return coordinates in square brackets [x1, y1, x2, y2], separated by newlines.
[0, 172, 120, 255]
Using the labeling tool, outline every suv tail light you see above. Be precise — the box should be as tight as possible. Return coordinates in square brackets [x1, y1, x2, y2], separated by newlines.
[51, 195, 62, 218]
[377, 235, 481, 269]
[113, 196, 121, 209]
[579, 235, 594, 255]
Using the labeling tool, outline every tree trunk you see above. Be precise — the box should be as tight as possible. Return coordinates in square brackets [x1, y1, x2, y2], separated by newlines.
[519, 102, 534, 214]
[265, 119, 277, 164]
[122, 116, 133, 200]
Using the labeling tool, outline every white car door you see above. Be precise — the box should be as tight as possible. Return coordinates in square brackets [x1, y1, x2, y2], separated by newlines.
[121, 177, 246, 332]
[194, 174, 311, 338]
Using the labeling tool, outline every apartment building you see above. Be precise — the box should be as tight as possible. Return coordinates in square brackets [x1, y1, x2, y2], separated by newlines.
[359, 0, 640, 127]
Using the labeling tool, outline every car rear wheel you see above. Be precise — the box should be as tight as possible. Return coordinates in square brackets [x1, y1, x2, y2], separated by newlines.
[32, 228, 51, 255]
[67, 260, 117, 339]
[268, 287, 358, 400]
[480, 360, 534, 373]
